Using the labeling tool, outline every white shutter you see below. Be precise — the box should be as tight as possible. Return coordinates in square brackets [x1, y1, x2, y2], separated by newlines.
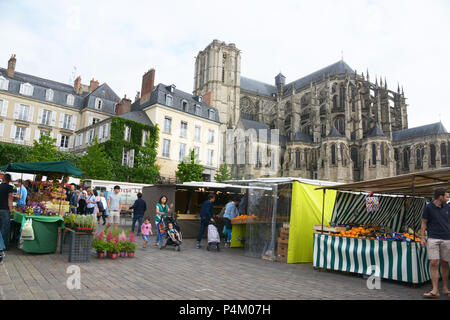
[99, 125, 104, 142]
[57, 134, 62, 147]
[13, 104, 20, 119]
[104, 123, 109, 138]
[0, 123, 4, 137]
[50, 131, 54, 138]
[28, 105, 34, 122]
[1, 101, 8, 117]
[121, 148, 126, 166]
[34, 129, 40, 141]
[129, 149, 135, 168]
[85, 131, 89, 144]
[89, 117, 93, 126]
[68, 135, 74, 148]
[25, 127, 30, 141]
[10, 125, 16, 139]
[79, 133, 84, 146]
[75, 135, 79, 147]
[51, 111, 56, 126]
[72, 115, 77, 131]
[37, 109, 43, 124]
[59, 114, 64, 128]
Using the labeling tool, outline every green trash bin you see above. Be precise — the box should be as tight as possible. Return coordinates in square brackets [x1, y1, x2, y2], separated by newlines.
[14, 212, 65, 254]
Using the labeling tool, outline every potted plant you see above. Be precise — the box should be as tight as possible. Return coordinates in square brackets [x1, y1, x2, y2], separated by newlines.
[108, 239, 119, 259]
[106, 231, 114, 257]
[118, 231, 128, 257]
[126, 241, 138, 258]
[92, 232, 107, 258]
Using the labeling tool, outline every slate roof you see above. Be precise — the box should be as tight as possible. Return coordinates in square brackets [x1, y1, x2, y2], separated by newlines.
[328, 126, 344, 138]
[392, 122, 448, 142]
[239, 60, 354, 97]
[292, 131, 313, 143]
[368, 123, 386, 138]
[135, 83, 220, 123]
[0, 67, 119, 115]
[118, 110, 153, 126]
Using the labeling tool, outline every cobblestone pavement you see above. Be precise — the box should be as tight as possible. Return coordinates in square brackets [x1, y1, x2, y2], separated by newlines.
[0, 224, 446, 300]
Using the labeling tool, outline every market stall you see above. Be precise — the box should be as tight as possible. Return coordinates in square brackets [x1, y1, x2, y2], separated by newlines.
[0, 160, 82, 254]
[313, 168, 450, 284]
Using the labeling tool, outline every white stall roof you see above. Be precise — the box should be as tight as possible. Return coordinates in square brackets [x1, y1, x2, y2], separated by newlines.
[225, 177, 341, 187]
[178, 181, 272, 191]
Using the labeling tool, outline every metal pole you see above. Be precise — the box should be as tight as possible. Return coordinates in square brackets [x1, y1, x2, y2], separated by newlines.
[412, 176, 416, 241]
[321, 189, 326, 233]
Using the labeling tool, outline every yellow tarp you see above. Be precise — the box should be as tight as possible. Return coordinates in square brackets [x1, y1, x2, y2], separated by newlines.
[287, 181, 337, 263]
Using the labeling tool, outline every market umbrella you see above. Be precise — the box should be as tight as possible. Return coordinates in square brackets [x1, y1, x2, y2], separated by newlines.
[0, 160, 83, 177]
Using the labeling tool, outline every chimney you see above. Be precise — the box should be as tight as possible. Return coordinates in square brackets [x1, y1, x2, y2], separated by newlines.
[6, 54, 16, 78]
[89, 78, 99, 92]
[74, 76, 82, 93]
[135, 91, 140, 102]
[140, 68, 155, 105]
[203, 91, 213, 106]
[116, 94, 132, 115]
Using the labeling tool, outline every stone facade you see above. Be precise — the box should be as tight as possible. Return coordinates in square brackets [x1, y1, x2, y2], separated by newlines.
[193, 41, 450, 182]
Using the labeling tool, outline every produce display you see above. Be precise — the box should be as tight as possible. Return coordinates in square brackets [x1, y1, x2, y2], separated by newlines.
[231, 214, 259, 223]
[64, 213, 95, 232]
[330, 226, 421, 242]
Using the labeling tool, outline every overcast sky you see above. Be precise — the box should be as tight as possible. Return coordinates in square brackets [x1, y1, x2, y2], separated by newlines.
[0, 0, 449, 130]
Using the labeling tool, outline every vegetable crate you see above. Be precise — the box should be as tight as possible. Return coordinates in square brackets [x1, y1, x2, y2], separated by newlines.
[60, 228, 93, 263]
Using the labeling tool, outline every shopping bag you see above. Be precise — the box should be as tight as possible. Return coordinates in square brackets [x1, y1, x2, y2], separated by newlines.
[208, 224, 220, 243]
[21, 218, 35, 241]
[365, 192, 380, 212]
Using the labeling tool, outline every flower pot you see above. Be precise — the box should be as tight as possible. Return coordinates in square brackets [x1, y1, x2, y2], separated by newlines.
[111, 253, 118, 259]
[127, 252, 135, 258]
[107, 251, 112, 258]
[97, 252, 105, 259]
[120, 252, 126, 258]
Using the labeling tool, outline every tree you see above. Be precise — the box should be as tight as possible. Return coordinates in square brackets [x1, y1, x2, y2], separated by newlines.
[133, 138, 160, 184]
[214, 163, 231, 182]
[78, 138, 113, 180]
[27, 134, 58, 162]
[175, 149, 204, 183]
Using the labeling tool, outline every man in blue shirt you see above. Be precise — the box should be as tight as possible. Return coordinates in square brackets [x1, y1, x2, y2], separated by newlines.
[421, 188, 450, 298]
[196, 193, 216, 248]
[130, 193, 147, 236]
[223, 197, 240, 247]
[14, 179, 27, 209]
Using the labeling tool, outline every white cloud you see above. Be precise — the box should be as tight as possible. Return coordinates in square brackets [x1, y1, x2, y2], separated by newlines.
[0, 0, 449, 129]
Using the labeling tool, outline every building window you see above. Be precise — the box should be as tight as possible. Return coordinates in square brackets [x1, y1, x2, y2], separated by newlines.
[124, 126, 131, 141]
[430, 144, 436, 167]
[208, 109, 215, 120]
[416, 148, 424, 169]
[164, 117, 172, 134]
[372, 144, 377, 165]
[122, 149, 129, 166]
[182, 100, 188, 112]
[162, 139, 171, 157]
[90, 118, 100, 125]
[334, 117, 345, 135]
[41, 110, 51, 125]
[180, 121, 187, 138]
[66, 94, 75, 106]
[18, 104, 30, 121]
[63, 114, 72, 130]
[441, 143, 448, 165]
[179, 143, 186, 160]
[194, 146, 200, 159]
[208, 129, 214, 144]
[15, 126, 25, 141]
[45, 89, 54, 101]
[207, 149, 214, 166]
[194, 126, 201, 142]
[19, 83, 33, 96]
[166, 94, 173, 106]
[295, 150, 301, 169]
[87, 129, 95, 143]
[351, 147, 358, 169]
[380, 143, 385, 166]
[0, 76, 8, 90]
[195, 105, 201, 116]
[142, 130, 148, 146]
[95, 98, 103, 110]
[403, 148, 410, 170]
[331, 145, 336, 165]
[60, 135, 70, 149]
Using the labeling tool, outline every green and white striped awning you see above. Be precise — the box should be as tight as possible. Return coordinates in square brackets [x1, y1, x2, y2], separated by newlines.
[313, 234, 431, 284]
[330, 192, 426, 232]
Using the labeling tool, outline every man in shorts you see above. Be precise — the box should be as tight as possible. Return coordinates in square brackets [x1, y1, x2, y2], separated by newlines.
[421, 188, 450, 298]
[107, 185, 122, 230]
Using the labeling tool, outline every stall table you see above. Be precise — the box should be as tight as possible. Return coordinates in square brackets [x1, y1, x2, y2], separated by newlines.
[14, 211, 64, 254]
[313, 233, 430, 284]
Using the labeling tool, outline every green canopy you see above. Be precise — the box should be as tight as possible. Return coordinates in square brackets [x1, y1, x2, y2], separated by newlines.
[0, 160, 82, 177]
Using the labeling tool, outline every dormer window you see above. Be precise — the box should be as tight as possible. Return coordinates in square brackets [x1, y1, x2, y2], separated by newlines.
[45, 89, 54, 101]
[170, 84, 176, 93]
[208, 109, 215, 120]
[95, 98, 103, 110]
[67, 94, 75, 106]
[197, 96, 203, 103]
[166, 94, 173, 106]
[0, 76, 8, 90]
[182, 100, 188, 112]
[19, 83, 34, 96]
[195, 105, 201, 116]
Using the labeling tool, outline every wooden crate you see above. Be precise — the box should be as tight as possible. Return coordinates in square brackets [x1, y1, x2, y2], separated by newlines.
[278, 237, 289, 245]
[276, 253, 287, 263]
[277, 245, 288, 255]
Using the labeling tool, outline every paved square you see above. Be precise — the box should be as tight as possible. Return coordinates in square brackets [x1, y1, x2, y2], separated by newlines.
[0, 224, 444, 300]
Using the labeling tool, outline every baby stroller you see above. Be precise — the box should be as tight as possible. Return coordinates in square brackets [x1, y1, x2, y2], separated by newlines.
[207, 222, 221, 251]
[160, 215, 182, 251]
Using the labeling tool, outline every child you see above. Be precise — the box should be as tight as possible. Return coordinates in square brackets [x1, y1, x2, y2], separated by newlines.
[141, 218, 153, 248]
[167, 222, 182, 245]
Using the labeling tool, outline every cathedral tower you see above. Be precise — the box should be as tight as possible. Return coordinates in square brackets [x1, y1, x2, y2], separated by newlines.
[193, 40, 241, 126]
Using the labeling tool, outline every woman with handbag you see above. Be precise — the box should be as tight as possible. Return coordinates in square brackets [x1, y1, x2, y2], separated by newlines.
[96, 191, 107, 225]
